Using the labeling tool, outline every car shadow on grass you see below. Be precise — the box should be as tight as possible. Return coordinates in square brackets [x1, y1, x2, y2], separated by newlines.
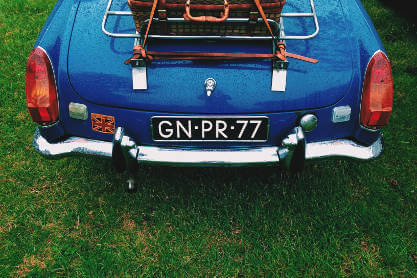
[79, 155, 361, 220]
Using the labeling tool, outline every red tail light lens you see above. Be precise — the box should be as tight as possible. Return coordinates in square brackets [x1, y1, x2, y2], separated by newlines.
[360, 51, 393, 129]
[26, 47, 59, 126]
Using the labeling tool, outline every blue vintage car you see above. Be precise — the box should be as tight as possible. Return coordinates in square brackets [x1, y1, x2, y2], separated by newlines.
[27, 0, 393, 191]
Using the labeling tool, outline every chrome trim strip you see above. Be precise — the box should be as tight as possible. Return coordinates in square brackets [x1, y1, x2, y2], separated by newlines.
[33, 129, 383, 164]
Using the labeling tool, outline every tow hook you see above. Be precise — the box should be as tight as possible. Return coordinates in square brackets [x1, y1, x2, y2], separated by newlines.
[112, 127, 139, 192]
[278, 126, 306, 172]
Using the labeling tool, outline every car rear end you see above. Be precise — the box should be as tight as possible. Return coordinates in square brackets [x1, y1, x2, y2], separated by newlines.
[27, 0, 392, 180]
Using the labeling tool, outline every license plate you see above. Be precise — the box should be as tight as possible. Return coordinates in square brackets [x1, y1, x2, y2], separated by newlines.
[152, 116, 269, 142]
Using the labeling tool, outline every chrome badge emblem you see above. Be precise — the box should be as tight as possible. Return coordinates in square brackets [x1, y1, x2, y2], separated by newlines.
[204, 78, 216, 96]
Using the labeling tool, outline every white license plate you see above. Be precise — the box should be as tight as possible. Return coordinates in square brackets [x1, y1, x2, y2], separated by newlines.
[152, 116, 269, 142]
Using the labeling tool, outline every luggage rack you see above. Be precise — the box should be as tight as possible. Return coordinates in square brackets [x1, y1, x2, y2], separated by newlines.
[102, 0, 319, 91]
[102, 0, 319, 40]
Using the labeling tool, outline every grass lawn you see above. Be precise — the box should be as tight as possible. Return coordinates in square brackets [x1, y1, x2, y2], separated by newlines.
[0, 0, 416, 276]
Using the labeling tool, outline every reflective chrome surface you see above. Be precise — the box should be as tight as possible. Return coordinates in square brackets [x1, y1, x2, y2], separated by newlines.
[204, 78, 216, 97]
[305, 136, 383, 160]
[102, 0, 319, 40]
[33, 128, 383, 165]
[132, 146, 280, 166]
[33, 129, 112, 158]
[280, 0, 319, 40]
[278, 126, 305, 170]
[300, 114, 318, 132]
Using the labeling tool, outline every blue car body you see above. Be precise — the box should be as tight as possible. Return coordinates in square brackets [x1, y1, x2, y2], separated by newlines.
[31, 0, 389, 175]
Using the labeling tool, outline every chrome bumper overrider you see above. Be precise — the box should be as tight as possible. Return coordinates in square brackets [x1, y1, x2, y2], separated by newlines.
[33, 128, 383, 166]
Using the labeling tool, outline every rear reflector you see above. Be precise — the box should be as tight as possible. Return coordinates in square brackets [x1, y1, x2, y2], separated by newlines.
[360, 51, 393, 129]
[25, 47, 59, 126]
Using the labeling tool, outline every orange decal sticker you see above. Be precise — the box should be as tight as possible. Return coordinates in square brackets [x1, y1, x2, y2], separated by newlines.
[91, 113, 115, 134]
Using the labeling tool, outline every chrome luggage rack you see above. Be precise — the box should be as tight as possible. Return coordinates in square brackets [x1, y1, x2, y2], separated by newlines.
[102, 0, 319, 91]
[102, 0, 319, 40]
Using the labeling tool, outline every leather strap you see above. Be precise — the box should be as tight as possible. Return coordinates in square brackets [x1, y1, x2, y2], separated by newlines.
[124, 0, 158, 64]
[125, 45, 317, 63]
[143, 0, 159, 47]
[253, 0, 275, 38]
[285, 52, 318, 64]
[252, 0, 319, 63]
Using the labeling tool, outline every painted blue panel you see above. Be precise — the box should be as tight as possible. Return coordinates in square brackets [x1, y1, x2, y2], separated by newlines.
[67, 0, 356, 113]
[34, 0, 386, 146]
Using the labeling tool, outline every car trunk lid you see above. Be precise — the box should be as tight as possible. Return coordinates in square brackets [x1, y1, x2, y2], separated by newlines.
[67, 0, 354, 114]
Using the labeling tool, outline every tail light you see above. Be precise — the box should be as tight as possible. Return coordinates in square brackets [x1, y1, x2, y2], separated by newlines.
[25, 47, 59, 126]
[360, 50, 393, 129]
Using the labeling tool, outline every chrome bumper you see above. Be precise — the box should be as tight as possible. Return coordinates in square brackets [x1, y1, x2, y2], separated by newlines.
[33, 128, 383, 166]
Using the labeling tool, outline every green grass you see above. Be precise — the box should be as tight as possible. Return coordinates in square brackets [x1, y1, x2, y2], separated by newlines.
[0, 0, 416, 276]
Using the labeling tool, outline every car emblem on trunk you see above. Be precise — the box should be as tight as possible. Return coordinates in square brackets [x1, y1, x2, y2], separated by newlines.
[204, 78, 216, 96]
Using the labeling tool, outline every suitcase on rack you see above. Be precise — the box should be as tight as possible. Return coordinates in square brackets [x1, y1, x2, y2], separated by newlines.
[128, 0, 285, 36]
